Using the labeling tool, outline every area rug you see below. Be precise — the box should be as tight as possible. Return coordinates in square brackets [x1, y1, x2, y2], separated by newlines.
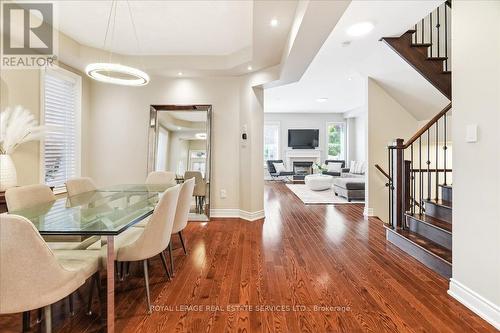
[285, 184, 364, 205]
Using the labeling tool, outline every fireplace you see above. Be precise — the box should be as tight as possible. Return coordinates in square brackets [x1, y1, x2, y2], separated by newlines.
[293, 161, 313, 180]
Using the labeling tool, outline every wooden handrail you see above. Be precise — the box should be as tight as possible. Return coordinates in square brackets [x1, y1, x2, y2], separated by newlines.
[403, 102, 452, 148]
[375, 164, 391, 180]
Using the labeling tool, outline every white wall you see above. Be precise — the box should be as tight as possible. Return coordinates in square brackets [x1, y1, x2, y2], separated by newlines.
[89, 75, 241, 210]
[264, 112, 346, 163]
[448, 1, 500, 329]
[167, 132, 189, 174]
[366, 78, 418, 221]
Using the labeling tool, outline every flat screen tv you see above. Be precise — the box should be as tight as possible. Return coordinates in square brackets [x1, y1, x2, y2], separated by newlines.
[288, 129, 319, 149]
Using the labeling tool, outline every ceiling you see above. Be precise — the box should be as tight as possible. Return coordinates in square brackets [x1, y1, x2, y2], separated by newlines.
[264, 0, 449, 119]
[168, 111, 207, 122]
[52, 0, 298, 77]
[55, 1, 252, 56]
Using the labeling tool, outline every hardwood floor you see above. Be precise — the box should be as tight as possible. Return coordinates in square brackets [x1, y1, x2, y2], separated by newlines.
[0, 182, 496, 332]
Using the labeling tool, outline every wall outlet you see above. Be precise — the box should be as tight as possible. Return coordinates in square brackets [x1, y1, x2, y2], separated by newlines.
[220, 189, 227, 199]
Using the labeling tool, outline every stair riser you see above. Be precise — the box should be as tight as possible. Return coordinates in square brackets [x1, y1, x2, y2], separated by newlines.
[407, 217, 452, 250]
[425, 202, 452, 223]
[441, 187, 452, 202]
[386, 229, 452, 278]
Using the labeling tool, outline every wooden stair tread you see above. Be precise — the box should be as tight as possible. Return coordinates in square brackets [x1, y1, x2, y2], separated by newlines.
[425, 199, 452, 209]
[442, 71, 451, 74]
[392, 228, 452, 263]
[406, 213, 452, 233]
[426, 56, 448, 61]
[411, 43, 432, 48]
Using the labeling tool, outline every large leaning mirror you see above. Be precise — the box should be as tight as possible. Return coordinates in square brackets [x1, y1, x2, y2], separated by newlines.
[148, 105, 212, 221]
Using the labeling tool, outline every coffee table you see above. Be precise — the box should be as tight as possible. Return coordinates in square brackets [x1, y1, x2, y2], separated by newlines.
[304, 174, 334, 191]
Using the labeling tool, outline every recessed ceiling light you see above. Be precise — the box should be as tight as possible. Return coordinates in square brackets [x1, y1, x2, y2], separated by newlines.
[346, 21, 374, 37]
[177, 72, 183, 76]
[270, 18, 279, 27]
[316, 98, 328, 103]
[348, 77, 353, 81]
[247, 65, 252, 71]
[177, 126, 182, 130]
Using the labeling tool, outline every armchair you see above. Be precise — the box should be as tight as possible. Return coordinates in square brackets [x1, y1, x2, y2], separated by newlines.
[266, 160, 294, 181]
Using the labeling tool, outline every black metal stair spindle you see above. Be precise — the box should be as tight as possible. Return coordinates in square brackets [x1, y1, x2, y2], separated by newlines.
[412, 144, 416, 215]
[427, 130, 431, 201]
[444, 113, 448, 185]
[419, 137, 423, 215]
[435, 120, 439, 201]
[411, 144, 414, 215]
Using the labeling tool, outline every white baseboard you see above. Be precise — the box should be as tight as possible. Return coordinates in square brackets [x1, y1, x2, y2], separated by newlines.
[448, 278, 500, 330]
[210, 209, 265, 221]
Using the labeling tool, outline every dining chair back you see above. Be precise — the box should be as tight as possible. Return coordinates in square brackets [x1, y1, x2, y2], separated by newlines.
[146, 171, 176, 186]
[184, 171, 205, 197]
[116, 184, 181, 262]
[65, 177, 97, 196]
[172, 178, 195, 234]
[5, 184, 55, 212]
[0, 214, 84, 314]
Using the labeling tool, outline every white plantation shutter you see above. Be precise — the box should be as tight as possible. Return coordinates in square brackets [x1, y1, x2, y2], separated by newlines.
[43, 68, 81, 193]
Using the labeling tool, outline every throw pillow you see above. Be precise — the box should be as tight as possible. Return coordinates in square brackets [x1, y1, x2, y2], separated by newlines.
[355, 161, 365, 174]
[273, 162, 286, 173]
[349, 161, 357, 173]
[327, 162, 342, 173]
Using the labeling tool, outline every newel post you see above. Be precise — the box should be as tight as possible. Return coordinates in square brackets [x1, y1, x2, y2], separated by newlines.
[390, 139, 405, 229]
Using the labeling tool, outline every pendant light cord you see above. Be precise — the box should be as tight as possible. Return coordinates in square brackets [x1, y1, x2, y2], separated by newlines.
[103, 0, 117, 64]
[126, 0, 146, 71]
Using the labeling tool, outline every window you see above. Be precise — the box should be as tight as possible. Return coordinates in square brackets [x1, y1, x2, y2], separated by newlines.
[42, 67, 81, 193]
[189, 150, 206, 177]
[326, 122, 346, 160]
[264, 122, 280, 164]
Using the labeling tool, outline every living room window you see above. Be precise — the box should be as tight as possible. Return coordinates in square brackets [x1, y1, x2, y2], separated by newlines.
[326, 122, 346, 160]
[41, 67, 82, 193]
[264, 122, 280, 164]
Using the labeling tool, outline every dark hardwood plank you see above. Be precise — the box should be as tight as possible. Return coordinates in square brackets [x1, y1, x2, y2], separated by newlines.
[0, 182, 496, 333]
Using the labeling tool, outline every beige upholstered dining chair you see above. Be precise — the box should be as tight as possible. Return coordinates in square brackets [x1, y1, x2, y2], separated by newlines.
[133, 171, 177, 229]
[145, 171, 177, 186]
[104, 185, 181, 313]
[0, 214, 100, 333]
[167, 178, 195, 275]
[4, 184, 95, 250]
[65, 177, 97, 196]
[5, 184, 56, 212]
[184, 171, 206, 214]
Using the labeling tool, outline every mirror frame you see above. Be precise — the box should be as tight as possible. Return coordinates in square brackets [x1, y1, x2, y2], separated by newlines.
[147, 104, 212, 218]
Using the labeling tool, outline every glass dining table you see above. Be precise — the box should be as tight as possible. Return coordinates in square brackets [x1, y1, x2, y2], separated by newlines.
[8, 184, 174, 333]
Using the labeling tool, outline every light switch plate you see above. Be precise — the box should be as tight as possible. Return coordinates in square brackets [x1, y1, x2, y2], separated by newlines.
[465, 124, 478, 143]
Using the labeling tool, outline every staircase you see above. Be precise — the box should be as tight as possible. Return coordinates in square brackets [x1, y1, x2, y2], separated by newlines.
[380, 2, 454, 278]
[387, 184, 452, 277]
[381, 1, 452, 100]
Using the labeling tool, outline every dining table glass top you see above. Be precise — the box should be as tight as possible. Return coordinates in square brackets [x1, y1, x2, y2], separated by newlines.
[8, 184, 174, 236]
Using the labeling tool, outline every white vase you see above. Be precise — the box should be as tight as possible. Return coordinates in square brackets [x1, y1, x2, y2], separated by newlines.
[0, 154, 17, 191]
